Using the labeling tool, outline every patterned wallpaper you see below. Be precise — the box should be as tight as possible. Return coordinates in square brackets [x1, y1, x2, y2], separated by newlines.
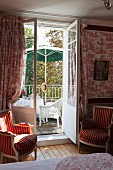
[84, 30, 113, 98]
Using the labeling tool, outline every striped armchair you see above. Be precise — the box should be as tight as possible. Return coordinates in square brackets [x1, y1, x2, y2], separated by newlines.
[0, 109, 37, 163]
[78, 106, 113, 153]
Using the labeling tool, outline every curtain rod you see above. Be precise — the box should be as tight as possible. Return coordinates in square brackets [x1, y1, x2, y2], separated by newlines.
[85, 24, 113, 32]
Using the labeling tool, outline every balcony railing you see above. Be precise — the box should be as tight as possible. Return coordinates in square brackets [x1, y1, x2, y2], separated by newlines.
[21, 84, 63, 101]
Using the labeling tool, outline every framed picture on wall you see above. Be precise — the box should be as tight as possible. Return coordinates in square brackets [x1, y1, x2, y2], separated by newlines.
[94, 61, 109, 80]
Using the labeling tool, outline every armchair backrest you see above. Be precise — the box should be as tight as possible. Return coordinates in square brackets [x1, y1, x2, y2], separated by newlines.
[93, 106, 113, 130]
[0, 109, 13, 131]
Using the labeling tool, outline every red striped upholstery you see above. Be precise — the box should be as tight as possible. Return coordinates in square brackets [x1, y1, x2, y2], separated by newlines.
[0, 110, 12, 131]
[11, 124, 32, 134]
[0, 110, 37, 160]
[94, 107, 112, 130]
[14, 134, 37, 152]
[80, 129, 108, 145]
[79, 106, 113, 149]
[0, 110, 32, 134]
[0, 131, 16, 156]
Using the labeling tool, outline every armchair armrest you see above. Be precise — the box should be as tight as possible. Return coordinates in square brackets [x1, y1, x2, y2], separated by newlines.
[80, 119, 94, 129]
[105, 123, 113, 153]
[11, 123, 33, 134]
[14, 123, 34, 127]
[107, 123, 113, 143]
[0, 130, 17, 156]
[0, 130, 16, 137]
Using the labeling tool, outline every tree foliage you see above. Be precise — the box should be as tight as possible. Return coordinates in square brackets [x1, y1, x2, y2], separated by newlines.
[24, 28, 34, 49]
[45, 30, 63, 85]
[45, 30, 63, 48]
[25, 28, 63, 90]
[25, 28, 34, 86]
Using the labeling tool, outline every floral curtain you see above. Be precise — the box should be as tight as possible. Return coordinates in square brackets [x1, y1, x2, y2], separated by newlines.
[80, 26, 88, 120]
[0, 16, 25, 110]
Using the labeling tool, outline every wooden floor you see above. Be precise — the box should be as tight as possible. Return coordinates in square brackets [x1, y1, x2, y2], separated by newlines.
[36, 143, 78, 160]
[2, 143, 105, 164]
[35, 143, 105, 160]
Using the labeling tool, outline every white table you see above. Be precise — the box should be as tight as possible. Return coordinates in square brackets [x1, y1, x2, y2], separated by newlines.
[15, 98, 30, 106]
[15, 98, 44, 115]
[30, 98, 44, 114]
[15, 98, 49, 125]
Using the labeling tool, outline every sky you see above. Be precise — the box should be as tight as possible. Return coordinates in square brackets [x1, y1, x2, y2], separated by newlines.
[25, 23, 51, 47]
[37, 27, 50, 47]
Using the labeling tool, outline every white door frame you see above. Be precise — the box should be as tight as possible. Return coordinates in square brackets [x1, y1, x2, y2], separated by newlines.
[24, 18, 37, 133]
[62, 18, 80, 143]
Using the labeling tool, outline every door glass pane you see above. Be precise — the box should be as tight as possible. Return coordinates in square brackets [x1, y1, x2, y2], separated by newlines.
[68, 24, 77, 107]
[68, 41, 76, 50]
[68, 25, 76, 43]
[67, 44, 76, 107]
[67, 23, 77, 107]
[15, 22, 34, 107]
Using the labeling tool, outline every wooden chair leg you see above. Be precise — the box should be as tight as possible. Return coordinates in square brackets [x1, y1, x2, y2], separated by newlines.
[1, 154, 3, 164]
[16, 156, 20, 162]
[34, 148, 37, 160]
[105, 142, 109, 153]
[78, 142, 81, 153]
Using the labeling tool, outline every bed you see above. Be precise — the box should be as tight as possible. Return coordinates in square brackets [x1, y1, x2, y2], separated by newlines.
[0, 153, 113, 170]
[0, 158, 62, 170]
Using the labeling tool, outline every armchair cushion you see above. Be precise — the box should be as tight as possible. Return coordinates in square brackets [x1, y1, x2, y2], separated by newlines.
[80, 129, 108, 145]
[14, 134, 37, 151]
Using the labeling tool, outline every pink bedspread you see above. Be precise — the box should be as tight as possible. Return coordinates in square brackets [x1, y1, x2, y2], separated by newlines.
[55, 153, 113, 170]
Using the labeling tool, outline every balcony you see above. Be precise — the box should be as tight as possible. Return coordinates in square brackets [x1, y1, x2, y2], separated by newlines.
[15, 84, 63, 135]
[21, 84, 63, 102]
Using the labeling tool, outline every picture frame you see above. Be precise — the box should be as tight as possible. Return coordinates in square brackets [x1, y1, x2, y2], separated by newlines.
[94, 61, 109, 81]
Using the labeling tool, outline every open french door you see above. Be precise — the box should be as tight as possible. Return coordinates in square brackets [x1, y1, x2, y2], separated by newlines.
[12, 18, 37, 133]
[62, 19, 80, 144]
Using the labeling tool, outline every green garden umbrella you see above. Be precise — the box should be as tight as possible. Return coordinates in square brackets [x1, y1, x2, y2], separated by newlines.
[26, 46, 63, 103]
[27, 46, 63, 61]
[27, 46, 63, 81]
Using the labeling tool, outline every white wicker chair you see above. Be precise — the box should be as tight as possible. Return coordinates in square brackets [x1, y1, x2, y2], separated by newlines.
[39, 98, 62, 127]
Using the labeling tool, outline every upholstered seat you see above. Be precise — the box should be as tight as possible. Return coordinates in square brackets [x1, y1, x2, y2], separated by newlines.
[14, 134, 37, 151]
[78, 106, 113, 153]
[0, 109, 37, 163]
[80, 129, 108, 145]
